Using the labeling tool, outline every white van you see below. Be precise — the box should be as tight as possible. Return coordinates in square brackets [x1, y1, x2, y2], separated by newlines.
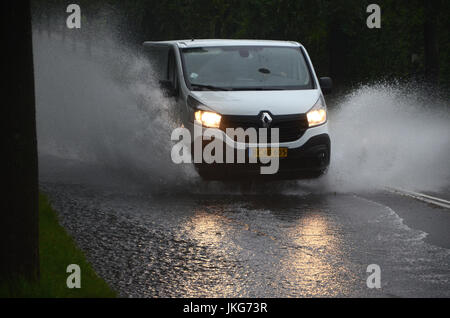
[144, 39, 332, 180]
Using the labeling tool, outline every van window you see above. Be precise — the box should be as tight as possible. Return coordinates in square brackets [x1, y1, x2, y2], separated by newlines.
[145, 47, 169, 82]
[167, 49, 178, 90]
[181, 46, 314, 90]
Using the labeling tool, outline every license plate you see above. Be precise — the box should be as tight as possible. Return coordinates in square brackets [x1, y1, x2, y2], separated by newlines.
[249, 147, 288, 158]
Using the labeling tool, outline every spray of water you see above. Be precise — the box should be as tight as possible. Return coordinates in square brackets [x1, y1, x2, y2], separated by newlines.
[325, 84, 450, 193]
[33, 26, 450, 195]
[33, 30, 197, 189]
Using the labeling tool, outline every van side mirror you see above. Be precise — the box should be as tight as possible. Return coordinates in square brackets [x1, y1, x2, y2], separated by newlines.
[319, 77, 333, 94]
[159, 80, 178, 97]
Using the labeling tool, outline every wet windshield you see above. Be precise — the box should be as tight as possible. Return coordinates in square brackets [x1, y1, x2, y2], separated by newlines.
[181, 46, 314, 91]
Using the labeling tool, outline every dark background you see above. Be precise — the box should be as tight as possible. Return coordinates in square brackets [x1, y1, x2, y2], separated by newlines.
[32, 0, 449, 91]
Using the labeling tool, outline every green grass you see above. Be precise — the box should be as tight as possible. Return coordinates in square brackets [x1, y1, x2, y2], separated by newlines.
[0, 193, 117, 298]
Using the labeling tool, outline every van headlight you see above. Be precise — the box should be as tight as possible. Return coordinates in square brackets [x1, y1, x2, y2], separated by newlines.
[194, 110, 222, 128]
[307, 97, 327, 127]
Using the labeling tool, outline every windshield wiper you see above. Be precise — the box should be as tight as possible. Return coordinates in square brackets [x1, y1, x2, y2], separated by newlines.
[191, 84, 231, 91]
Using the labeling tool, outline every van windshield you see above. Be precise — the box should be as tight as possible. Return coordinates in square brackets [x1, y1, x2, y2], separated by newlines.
[180, 46, 314, 91]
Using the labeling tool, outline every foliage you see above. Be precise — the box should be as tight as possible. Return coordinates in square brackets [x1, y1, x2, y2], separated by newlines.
[32, 0, 449, 89]
[0, 194, 116, 298]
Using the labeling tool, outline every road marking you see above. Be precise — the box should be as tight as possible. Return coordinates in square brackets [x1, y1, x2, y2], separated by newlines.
[386, 187, 450, 210]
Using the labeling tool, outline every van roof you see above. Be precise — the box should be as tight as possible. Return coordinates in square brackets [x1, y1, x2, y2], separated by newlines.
[143, 39, 302, 48]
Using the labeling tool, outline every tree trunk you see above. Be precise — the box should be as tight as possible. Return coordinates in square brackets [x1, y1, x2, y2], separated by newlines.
[1, 0, 39, 282]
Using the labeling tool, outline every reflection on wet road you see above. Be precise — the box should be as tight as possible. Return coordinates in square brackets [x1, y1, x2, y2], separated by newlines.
[32, 29, 450, 298]
[42, 183, 450, 297]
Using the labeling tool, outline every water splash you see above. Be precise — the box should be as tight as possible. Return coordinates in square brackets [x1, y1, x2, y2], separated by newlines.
[324, 83, 450, 193]
[33, 30, 196, 188]
[33, 29, 450, 195]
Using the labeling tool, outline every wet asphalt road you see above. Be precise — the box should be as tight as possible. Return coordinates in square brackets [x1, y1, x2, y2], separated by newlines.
[41, 179, 450, 298]
[33, 32, 450, 298]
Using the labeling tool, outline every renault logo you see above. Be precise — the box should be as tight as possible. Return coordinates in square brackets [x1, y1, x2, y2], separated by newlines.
[260, 112, 273, 128]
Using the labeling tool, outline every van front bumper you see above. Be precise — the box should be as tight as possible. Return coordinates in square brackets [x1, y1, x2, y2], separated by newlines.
[186, 119, 331, 179]
[196, 133, 330, 179]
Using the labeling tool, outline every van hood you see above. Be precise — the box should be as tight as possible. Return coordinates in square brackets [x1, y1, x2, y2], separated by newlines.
[190, 90, 321, 116]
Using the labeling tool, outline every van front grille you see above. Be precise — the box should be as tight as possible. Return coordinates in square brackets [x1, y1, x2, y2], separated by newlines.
[220, 113, 309, 143]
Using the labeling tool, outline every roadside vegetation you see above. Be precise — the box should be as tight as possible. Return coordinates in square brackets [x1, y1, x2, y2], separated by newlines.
[34, 0, 450, 90]
[0, 194, 116, 298]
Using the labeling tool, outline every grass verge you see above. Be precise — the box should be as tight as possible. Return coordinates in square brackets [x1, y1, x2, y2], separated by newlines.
[0, 193, 117, 297]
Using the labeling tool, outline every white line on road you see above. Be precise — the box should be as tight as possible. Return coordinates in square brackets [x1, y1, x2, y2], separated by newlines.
[386, 187, 450, 210]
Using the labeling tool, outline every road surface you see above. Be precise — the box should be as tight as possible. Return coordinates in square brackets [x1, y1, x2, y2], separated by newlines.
[34, 27, 450, 299]
[40, 166, 450, 298]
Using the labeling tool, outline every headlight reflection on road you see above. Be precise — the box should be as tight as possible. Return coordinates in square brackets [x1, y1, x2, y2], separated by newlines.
[185, 211, 225, 246]
[180, 210, 244, 297]
[278, 212, 354, 296]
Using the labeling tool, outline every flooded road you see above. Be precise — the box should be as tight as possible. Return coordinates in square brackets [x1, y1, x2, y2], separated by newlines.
[41, 180, 450, 298]
[33, 32, 450, 298]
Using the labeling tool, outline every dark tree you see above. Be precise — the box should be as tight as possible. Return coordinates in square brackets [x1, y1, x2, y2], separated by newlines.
[423, 0, 441, 85]
[1, 0, 39, 282]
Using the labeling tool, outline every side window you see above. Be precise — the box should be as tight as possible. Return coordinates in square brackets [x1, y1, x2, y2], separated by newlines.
[144, 47, 169, 83]
[167, 49, 178, 92]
